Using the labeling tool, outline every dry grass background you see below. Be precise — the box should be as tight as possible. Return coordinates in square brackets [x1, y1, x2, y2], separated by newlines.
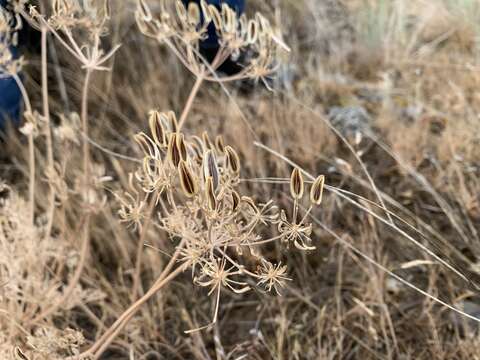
[2, 0, 480, 359]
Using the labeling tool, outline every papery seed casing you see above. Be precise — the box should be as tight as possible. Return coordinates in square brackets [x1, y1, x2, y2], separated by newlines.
[205, 176, 217, 211]
[178, 160, 198, 197]
[203, 150, 219, 190]
[310, 175, 325, 205]
[149, 111, 167, 147]
[167, 133, 181, 167]
[290, 168, 304, 199]
[225, 146, 240, 174]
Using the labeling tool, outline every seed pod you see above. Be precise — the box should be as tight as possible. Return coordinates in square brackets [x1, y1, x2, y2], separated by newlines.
[225, 146, 240, 174]
[167, 133, 181, 167]
[176, 132, 188, 161]
[215, 135, 225, 154]
[178, 160, 198, 197]
[241, 196, 258, 213]
[208, 4, 222, 30]
[134, 132, 156, 157]
[247, 19, 258, 44]
[310, 175, 325, 206]
[205, 176, 217, 211]
[290, 168, 304, 199]
[14, 347, 29, 360]
[202, 131, 213, 150]
[167, 111, 178, 133]
[200, 0, 211, 23]
[149, 111, 167, 147]
[203, 150, 219, 190]
[231, 190, 240, 212]
[175, 0, 187, 23]
[187, 2, 201, 25]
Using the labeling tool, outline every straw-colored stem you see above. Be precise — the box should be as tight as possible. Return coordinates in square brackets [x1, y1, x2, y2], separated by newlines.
[131, 194, 157, 301]
[178, 73, 205, 130]
[81, 239, 188, 358]
[41, 26, 56, 240]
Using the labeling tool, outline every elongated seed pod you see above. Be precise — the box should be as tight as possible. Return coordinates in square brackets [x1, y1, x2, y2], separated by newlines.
[134, 132, 155, 157]
[176, 132, 188, 161]
[167, 111, 178, 133]
[178, 160, 198, 197]
[290, 168, 304, 199]
[205, 176, 217, 211]
[203, 150, 219, 190]
[202, 131, 213, 150]
[225, 146, 240, 174]
[167, 133, 181, 167]
[187, 2, 201, 25]
[208, 4, 222, 30]
[310, 175, 325, 205]
[14, 347, 29, 360]
[149, 111, 167, 147]
[200, 0, 211, 23]
[231, 190, 240, 212]
[215, 135, 225, 154]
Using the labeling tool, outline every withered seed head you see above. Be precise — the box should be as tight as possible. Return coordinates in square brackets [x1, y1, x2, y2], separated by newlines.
[176, 132, 188, 161]
[203, 150, 220, 190]
[225, 146, 240, 174]
[290, 168, 304, 199]
[149, 111, 167, 147]
[167, 133, 181, 167]
[205, 176, 217, 211]
[310, 175, 325, 206]
[178, 160, 198, 197]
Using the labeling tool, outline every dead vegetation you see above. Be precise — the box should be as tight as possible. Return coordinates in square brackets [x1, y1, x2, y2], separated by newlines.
[1, 0, 480, 359]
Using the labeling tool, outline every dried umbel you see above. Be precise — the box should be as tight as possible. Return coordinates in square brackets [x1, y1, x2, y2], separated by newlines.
[115, 110, 323, 330]
[135, 0, 289, 85]
[0, 7, 24, 76]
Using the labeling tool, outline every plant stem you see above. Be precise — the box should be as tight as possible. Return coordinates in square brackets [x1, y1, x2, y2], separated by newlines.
[131, 195, 157, 301]
[80, 240, 188, 358]
[41, 26, 56, 240]
[178, 73, 205, 130]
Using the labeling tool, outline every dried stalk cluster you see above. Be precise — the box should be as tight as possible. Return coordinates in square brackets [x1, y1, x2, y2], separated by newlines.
[135, 0, 289, 84]
[117, 110, 325, 329]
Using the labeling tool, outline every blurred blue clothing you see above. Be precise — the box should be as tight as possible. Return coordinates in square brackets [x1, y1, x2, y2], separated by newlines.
[183, 0, 246, 49]
[0, 0, 22, 129]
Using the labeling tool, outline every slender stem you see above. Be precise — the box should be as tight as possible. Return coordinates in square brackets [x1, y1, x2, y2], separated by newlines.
[131, 195, 157, 301]
[92, 262, 189, 359]
[41, 26, 56, 240]
[30, 68, 93, 324]
[82, 239, 188, 358]
[178, 73, 205, 131]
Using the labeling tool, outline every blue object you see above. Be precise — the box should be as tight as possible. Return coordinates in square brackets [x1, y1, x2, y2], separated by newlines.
[183, 0, 246, 49]
[0, 0, 22, 130]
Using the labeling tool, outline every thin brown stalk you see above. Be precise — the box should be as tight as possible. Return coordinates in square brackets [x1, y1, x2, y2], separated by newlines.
[41, 26, 56, 240]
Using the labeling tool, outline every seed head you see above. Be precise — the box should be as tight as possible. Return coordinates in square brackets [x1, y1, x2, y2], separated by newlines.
[205, 176, 217, 211]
